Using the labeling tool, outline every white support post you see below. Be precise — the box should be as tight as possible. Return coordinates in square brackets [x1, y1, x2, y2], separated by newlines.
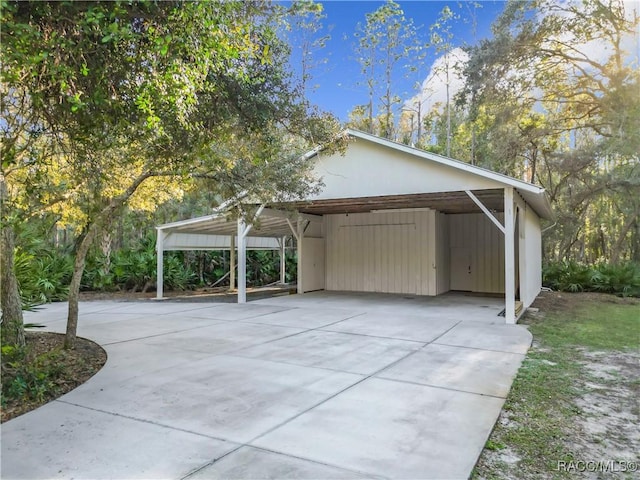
[229, 234, 235, 292]
[279, 236, 286, 285]
[504, 187, 516, 324]
[237, 218, 247, 303]
[296, 217, 304, 295]
[156, 229, 164, 299]
[236, 204, 264, 303]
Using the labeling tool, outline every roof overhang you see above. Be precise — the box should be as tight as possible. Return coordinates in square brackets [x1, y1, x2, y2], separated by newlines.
[304, 129, 554, 220]
[271, 189, 505, 215]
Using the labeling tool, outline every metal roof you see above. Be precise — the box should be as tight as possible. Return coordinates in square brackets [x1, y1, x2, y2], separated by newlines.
[158, 212, 294, 239]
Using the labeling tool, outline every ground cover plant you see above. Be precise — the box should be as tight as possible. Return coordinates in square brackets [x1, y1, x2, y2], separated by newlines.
[543, 261, 640, 297]
[1, 332, 106, 422]
[473, 292, 640, 479]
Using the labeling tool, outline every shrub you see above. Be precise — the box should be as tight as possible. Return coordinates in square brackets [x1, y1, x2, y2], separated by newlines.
[14, 247, 73, 309]
[543, 261, 640, 297]
[1, 343, 64, 406]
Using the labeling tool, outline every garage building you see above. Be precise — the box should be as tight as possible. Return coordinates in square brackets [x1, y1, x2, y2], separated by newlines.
[156, 129, 553, 324]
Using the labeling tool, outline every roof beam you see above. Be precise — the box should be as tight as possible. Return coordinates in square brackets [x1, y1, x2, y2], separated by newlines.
[465, 190, 505, 234]
[261, 207, 323, 223]
[286, 218, 299, 241]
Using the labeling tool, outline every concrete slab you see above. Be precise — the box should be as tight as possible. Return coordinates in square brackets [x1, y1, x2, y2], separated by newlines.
[233, 330, 422, 375]
[377, 343, 525, 398]
[76, 315, 226, 345]
[5, 294, 529, 480]
[252, 377, 505, 479]
[76, 301, 217, 315]
[434, 322, 532, 354]
[235, 307, 363, 329]
[63, 355, 363, 443]
[73, 341, 217, 389]
[323, 312, 459, 343]
[182, 303, 293, 321]
[187, 446, 373, 480]
[1, 401, 236, 480]
[256, 291, 504, 323]
[138, 321, 303, 354]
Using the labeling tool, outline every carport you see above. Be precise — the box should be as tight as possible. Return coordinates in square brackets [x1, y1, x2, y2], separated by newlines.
[156, 129, 553, 324]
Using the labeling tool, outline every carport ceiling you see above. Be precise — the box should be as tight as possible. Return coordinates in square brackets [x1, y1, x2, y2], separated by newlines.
[272, 189, 505, 215]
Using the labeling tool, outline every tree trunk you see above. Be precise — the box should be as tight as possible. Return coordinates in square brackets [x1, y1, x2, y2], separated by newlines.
[1, 223, 25, 348]
[610, 209, 639, 264]
[65, 224, 98, 349]
[64, 170, 155, 349]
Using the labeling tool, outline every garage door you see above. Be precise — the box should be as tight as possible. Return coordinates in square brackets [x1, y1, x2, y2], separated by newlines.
[330, 223, 417, 294]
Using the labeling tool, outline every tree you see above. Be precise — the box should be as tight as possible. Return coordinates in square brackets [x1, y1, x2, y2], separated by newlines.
[428, 6, 459, 156]
[461, 0, 640, 262]
[284, 0, 332, 98]
[351, 0, 420, 138]
[1, 1, 341, 349]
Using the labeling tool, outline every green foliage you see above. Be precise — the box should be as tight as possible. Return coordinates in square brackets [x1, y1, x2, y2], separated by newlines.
[543, 261, 640, 297]
[484, 440, 506, 451]
[81, 235, 197, 293]
[1, 342, 66, 406]
[14, 246, 73, 310]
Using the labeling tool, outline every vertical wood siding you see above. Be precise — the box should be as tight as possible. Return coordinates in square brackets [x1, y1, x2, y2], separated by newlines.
[449, 213, 505, 293]
[520, 205, 542, 307]
[436, 213, 451, 294]
[301, 237, 325, 292]
[325, 210, 436, 295]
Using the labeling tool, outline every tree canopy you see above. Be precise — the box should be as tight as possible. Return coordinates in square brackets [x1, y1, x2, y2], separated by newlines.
[1, 0, 341, 348]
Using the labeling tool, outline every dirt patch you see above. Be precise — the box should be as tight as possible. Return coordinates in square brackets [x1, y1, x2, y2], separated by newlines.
[531, 290, 639, 313]
[474, 293, 640, 479]
[571, 350, 640, 470]
[1, 332, 106, 423]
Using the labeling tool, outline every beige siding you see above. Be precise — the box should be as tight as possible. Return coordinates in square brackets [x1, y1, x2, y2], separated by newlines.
[325, 210, 436, 295]
[311, 140, 505, 201]
[304, 220, 323, 238]
[520, 205, 542, 308]
[301, 237, 325, 292]
[449, 213, 505, 294]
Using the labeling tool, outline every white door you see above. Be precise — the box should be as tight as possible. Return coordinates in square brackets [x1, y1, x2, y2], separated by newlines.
[301, 237, 325, 292]
[450, 247, 472, 291]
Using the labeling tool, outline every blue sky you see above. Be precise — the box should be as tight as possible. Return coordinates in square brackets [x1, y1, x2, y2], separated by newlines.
[291, 1, 507, 121]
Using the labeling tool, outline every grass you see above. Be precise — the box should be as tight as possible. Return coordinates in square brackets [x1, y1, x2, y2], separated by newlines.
[472, 294, 640, 479]
[530, 304, 639, 351]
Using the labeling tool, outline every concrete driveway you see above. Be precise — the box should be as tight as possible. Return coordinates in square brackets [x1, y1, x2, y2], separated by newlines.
[2, 292, 531, 479]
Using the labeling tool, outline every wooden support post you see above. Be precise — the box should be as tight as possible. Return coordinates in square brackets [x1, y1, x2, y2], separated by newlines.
[504, 187, 516, 324]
